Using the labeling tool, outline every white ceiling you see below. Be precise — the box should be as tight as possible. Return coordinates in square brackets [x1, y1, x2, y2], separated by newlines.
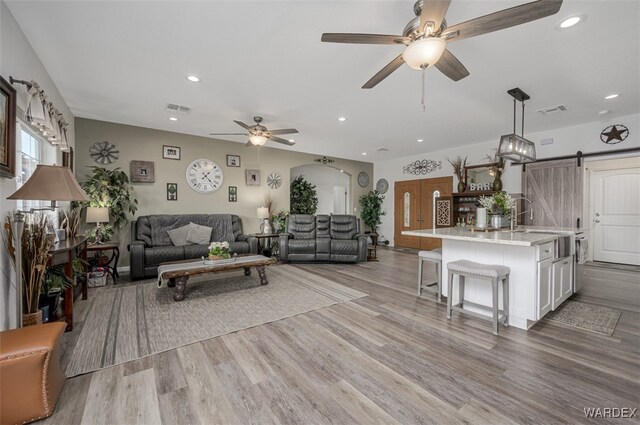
[6, 0, 640, 162]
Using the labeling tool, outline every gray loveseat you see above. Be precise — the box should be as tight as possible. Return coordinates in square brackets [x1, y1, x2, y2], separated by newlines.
[278, 214, 367, 263]
[129, 214, 257, 280]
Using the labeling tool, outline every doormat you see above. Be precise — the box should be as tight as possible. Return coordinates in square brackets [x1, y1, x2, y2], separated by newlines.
[545, 300, 621, 336]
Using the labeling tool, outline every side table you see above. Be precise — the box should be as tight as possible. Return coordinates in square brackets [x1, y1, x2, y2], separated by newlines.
[87, 243, 120, 284]
[252, 233, 280, 259]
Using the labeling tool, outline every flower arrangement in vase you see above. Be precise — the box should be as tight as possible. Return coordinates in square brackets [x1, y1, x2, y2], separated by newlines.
[208, 241, 231, 260]
[447, 156, 468, 192]
[479, 192, 516, 228]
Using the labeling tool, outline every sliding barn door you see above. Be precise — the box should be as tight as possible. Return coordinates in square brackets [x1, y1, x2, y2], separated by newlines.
[522, 159, 583, 228]
[394, 180, 422, 249]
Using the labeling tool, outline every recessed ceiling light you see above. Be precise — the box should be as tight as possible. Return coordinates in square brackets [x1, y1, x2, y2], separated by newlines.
[168, 117, 178, 121]
[604, 94, 619, 100]
[338, 117, 347, 122]
[186, 75, 200, 82]
[560, 16, 582, 28]
[289, 139, 295, 143]
[362, 152, 367, 156]
[598, 110, 610, 115]
[340, 169, 344, 173]
[417, 139, 424, 143]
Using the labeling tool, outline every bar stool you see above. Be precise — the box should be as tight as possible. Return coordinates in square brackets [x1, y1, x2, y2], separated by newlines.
[446, 260, 510, 335]
[418, 248, 442, 302]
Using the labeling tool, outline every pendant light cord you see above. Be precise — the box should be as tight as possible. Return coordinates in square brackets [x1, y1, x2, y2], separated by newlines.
[521, 101, 525, 137]
[512, 98, 517, 134]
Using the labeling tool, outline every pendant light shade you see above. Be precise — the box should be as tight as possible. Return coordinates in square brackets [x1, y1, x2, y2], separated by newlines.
[402, 37, 447, 70]
[497, 87, 537, 163]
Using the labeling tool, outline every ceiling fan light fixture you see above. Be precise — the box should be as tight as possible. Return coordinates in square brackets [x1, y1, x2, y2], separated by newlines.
[402, 37, 447, 70]
[249, 134, 268, 146]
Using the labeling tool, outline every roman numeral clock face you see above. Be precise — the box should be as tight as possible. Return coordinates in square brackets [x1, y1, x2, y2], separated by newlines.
[185, 159, 224, 193]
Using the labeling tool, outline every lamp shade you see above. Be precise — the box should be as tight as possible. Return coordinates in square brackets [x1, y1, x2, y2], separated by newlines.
[86, 207, 109, 224]
[402, 37, 447, 70]
[7, 164, 89, 201]
[257, 207, 270, 219]
[497, 134, 537, 162]
[249, 135, 268, 146]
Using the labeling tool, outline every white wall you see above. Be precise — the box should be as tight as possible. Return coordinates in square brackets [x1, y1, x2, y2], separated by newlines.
[0, 0, 76, 330]
[374, 113, 640, 246]
[291, 164, 351, 214]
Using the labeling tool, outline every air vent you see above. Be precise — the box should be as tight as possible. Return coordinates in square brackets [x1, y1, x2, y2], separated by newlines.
[165, 103, 191, 114]
[376, 147, 389, 152]
[537, 104, 567, 115]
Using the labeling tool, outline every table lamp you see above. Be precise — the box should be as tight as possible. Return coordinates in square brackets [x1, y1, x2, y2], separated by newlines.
[86, 207, 109, 244]
[7, 164, 89, 328]
[257, 207, 272, 234]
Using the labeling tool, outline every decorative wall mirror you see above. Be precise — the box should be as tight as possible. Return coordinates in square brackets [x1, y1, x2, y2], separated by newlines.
[464, 163, 498, 191]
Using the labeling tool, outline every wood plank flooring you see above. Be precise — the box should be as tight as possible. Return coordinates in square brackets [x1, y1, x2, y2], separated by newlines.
[47, 248, 639, 424]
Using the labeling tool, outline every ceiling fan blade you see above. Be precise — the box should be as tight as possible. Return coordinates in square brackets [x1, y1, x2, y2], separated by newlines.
[321, 33, 410, 45]
[362, 54, 405, 89]
[233, 120, 252, 130]
[209, 133, 247, 136]
[269, 136, 295, 146]
[443, 0, 563, 42]
[435, 49, 470, 81]
[420, 0, 451, 33]
[268, 128, 299, 135]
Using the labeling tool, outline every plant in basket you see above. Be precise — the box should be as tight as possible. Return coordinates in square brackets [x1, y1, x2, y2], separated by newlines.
[208, 241, 231, 260]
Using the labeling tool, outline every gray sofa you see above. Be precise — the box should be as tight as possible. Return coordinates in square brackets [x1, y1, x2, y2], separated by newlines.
[278, 214, 367, 263]
[129, 214, 257, 280]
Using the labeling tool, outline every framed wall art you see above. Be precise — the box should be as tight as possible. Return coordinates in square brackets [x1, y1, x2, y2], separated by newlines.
[226, 154, 241, 167]
[0, 76, 16, 179]
[245, 169, 260, 186]
[162, 145, 181, 160]
[167, 183, 178, 200]
[228, 186, 238, 202]
[130, 160, 155, 183]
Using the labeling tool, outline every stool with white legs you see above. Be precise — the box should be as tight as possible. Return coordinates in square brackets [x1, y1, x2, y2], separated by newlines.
[446, 260, 510, 335]
[418, 248, 442, 302]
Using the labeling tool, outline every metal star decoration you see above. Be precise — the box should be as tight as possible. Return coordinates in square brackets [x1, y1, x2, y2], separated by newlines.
[600, 124, 629, 144]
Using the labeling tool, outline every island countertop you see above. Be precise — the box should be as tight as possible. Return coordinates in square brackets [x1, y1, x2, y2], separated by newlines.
[401, 226, 581, 247]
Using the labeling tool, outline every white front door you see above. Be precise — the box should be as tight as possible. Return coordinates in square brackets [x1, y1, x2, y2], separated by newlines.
[333, 185, 346, 214]
[592, 165, 640, 265]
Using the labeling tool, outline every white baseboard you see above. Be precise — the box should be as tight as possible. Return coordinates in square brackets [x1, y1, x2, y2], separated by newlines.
[117, 266, 130, 274]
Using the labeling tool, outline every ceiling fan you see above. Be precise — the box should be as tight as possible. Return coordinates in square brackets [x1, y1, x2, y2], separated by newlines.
[321, 0, 563, 89]
[210, 116, 298, 146]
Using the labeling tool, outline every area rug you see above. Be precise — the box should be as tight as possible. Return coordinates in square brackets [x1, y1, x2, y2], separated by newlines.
[65, 265, 367, 377]
[544, 300, 622, 336]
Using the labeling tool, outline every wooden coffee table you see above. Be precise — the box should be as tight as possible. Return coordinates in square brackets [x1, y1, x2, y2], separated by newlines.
[158, 255, 277, 301]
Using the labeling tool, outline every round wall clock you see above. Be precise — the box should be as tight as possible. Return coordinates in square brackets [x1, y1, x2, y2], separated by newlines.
[267, 172, 282, 189]
[376, 178, 389, 194]
[357, 171, 370, 188]
[90, 141, 119, 165]
[185, 158, 224, 193]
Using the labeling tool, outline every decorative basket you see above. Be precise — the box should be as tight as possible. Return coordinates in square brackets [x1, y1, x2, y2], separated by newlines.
[88, 270, 107, 287]
[23, 311, 43, 327]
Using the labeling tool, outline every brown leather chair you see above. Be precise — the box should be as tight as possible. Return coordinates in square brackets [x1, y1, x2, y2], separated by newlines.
[0, 322, 66, 425]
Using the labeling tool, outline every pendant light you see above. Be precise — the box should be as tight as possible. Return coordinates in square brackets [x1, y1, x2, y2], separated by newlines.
[497, 88, 536, 162]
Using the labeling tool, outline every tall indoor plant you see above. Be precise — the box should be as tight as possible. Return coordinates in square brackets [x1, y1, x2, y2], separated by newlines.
[80, 166, 138, 241]
[290, 175, 318, 215]
[359, 190, 385, 234]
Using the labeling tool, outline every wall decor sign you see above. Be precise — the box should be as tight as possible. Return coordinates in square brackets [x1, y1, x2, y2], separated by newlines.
[228, 186, 237, 202]
[166, 183, 178, 200]
[0, 76, 16, 178]
[600, 124, 629, 144]
[469, 182, 493, 191]
[227, 154, 241, 167]
[403, 159, 442, 175]
[90, 141, 119, 165]
[130, 160, 155, 183]
[162, 145, 181, 160]
[246, 169, 261, 186]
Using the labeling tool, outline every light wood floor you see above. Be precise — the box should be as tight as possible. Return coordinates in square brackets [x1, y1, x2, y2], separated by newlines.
[47, 249, 639, 425]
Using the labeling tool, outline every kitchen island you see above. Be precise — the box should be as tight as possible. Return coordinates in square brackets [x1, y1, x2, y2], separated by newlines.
[402, 226, 580, 330]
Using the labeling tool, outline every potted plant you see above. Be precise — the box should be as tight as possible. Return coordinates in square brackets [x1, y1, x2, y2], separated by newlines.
[79, 166, 138, 242]
[40, 265, 73, 322]
[208, 241, 231, 260]
[479, 192, 516, 228]
[359, 190, 386, 235]
[290, 175, 318, 215]
[271, 210, 289, 233]
[448, 156, 468, 193]
[486, 152, 506, 191]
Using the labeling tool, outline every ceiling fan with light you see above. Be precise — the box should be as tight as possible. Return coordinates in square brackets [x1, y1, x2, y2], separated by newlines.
[321, 0, 563, 89]
[210, 116, 298, 146]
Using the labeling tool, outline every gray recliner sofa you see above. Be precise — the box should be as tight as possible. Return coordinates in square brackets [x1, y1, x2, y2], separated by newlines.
[278, 214, 367, 263]
[129, 214, 257, 280]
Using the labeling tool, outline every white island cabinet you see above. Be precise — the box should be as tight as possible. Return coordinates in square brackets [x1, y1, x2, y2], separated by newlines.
[402, 227, 580, 330]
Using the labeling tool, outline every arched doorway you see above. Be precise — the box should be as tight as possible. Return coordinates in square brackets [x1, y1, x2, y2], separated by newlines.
[290, 164, 351, 214]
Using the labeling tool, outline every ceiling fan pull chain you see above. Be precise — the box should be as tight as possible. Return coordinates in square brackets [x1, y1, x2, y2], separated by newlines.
[421, 68, 426, 112]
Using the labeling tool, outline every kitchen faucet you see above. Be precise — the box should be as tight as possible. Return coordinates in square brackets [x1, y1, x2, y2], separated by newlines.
[511, 197, 534, 231]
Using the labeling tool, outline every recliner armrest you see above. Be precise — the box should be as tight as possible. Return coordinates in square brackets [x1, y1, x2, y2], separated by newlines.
[278, 233, 292, 261]
[356, 234, 368, 262]
[236, 234, 248, 242]
[129, 240, 146, 280]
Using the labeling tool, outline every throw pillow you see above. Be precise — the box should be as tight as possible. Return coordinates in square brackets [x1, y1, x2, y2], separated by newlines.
[186, 222, 213, 245]
[167, 224, 192, 247]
